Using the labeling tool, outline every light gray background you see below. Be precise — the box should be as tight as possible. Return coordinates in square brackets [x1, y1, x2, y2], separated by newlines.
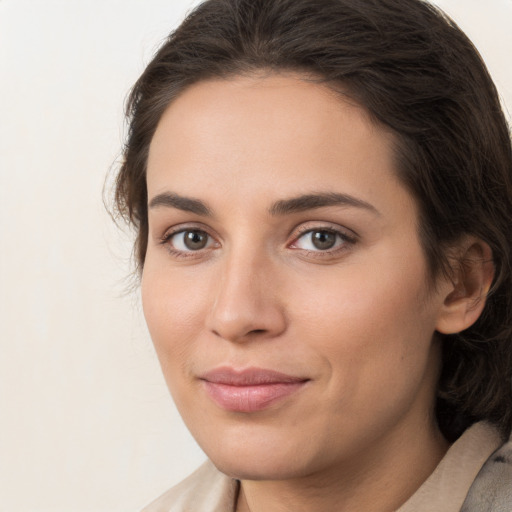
[1, 1, 511, 510]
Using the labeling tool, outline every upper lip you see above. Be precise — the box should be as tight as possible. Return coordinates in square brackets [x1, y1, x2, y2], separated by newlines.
[199, 367, 309, 386]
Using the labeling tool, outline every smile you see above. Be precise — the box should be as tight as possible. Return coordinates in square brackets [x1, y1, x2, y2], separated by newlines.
[199, 367, 309, 413]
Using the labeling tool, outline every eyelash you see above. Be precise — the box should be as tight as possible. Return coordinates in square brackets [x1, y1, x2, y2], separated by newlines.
[159, 224, 357, 260]
[288, 225, 357, 258]
[159, 226, 218, 260]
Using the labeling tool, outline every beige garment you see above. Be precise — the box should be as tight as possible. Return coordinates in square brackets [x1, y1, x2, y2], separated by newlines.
[396, 421, 501, 512]
[142, 421, 501, 512]
[141, 460, 238, 512]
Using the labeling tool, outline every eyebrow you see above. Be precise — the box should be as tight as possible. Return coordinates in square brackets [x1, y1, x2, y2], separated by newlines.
[148, 191, 379, 217]
[148, 192, 212, 216]
[268, 192, 380, 216]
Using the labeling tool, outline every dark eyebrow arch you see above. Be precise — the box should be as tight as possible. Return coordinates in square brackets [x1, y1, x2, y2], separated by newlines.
[148, 192, 212, 216]
[269, 192, 380, 216]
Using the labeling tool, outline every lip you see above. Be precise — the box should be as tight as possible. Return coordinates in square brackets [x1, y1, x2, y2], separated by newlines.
[199, 367, 309, 413]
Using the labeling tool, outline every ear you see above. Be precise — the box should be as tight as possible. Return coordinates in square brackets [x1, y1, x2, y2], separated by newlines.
[435, 237, 495, 335]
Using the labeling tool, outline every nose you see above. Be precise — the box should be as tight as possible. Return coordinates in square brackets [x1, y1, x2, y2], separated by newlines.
[206, 249, 287, 343]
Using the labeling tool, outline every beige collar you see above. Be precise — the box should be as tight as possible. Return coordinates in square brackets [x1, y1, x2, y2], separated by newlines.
[396, 422, 501, 512]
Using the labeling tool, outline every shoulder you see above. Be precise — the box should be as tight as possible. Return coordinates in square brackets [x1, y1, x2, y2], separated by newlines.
[462, 436, 512, 512]
[141, 460, 239, 512]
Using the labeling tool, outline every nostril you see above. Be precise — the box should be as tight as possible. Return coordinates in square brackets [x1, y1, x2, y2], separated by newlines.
[211, 327, 267, 341]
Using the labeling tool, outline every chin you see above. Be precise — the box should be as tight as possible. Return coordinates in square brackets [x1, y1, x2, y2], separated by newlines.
[210, 453, 308, 481]
[196, 427, 323, 481]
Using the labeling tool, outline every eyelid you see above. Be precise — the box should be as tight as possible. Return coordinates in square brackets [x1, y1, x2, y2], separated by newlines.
[287, 222, 358, 255]
[159, 222, 216, 241]
[159, 223, 220, 258]
[171, 230, 215, 251]
[290, 221, 358, 242]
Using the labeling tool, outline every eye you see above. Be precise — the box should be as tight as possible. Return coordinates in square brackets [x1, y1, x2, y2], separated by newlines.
[291, 228, 351, 252]
[165, 229, 215, 252]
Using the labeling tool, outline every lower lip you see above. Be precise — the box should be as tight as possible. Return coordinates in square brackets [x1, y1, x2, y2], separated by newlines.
[202, 381, 306, 412]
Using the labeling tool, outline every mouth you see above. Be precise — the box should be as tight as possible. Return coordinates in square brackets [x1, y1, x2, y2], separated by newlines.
[199, 367, 310, 413]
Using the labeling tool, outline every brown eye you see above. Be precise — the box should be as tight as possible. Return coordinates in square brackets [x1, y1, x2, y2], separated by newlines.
[311, 230, 336, 250]
[183, 230, 209, 250]
[169, 229, 213, 252]
[291, 228, 352, 253]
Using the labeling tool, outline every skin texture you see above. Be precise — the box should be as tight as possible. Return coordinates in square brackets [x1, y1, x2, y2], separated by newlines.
[142, 74, 492, 512]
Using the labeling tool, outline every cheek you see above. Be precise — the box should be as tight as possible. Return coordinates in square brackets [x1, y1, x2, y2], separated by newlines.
[295, 276, 438, 441]
[289, 255, 437, 387]
[141, 265, 208, 371]
[294, 260, 431, 337]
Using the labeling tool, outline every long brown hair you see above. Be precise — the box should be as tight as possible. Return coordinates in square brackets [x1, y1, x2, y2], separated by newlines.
[114, 0, 512, 441]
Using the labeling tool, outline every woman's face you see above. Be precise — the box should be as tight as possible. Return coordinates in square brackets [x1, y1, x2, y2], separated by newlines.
[142, 74, 450, 480]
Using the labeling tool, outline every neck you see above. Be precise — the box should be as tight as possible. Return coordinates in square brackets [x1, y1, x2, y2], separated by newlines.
[236, 419, 449, 512]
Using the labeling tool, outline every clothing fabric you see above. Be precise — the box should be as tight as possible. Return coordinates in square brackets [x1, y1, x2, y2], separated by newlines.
[396, 422, 502, 512]
[141, 422, 510, 512]
[142, 460, 237, 512]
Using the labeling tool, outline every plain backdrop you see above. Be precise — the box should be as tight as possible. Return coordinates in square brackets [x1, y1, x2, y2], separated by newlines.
[0, 1, 511, 510]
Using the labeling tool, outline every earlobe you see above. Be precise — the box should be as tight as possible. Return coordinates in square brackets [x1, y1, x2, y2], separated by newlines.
[435, 238, 495, 335]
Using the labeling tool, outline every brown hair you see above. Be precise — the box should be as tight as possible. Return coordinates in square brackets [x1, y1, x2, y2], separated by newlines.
[114, 0, 512, 441]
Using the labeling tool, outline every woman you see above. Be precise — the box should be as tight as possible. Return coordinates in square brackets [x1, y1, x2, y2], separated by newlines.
[114, 0, 512, 510]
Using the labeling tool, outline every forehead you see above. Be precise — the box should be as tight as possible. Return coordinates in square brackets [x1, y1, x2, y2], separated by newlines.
[146, 73, 411, 220]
